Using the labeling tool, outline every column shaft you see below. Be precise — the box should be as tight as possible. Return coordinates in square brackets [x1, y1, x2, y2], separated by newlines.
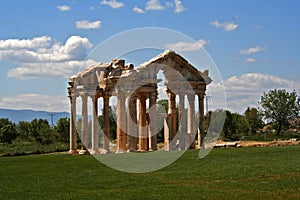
[187, 94, 196, 149]
[168, 91, 176, 150]
[178, 94, 186, 150]
[103, 95, 110, 153]
[69, 95, 78, 154]
[116, 93, 127, 152]
[91, 96, 99, 154]
[149, 92, 157, 151]
[198, 94, 205, 149]
[138, 94, 148, 151]
[79, 95, 89, 154]
[128, 96, 137, 152]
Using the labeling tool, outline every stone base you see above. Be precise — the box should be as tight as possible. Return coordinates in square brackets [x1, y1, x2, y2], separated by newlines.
[79, 149, 90, 155]
[68, 149, 78, 155]
[100, 149, 111, 154]
[115, 149, 126, 154]
[89, 149, 99, 155]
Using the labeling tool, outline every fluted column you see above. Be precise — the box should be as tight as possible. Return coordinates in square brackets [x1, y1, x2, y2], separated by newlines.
[128, 95, 137, 152]
[178, 94, 186, 150]
[138, 93, 148, 151]
[187, 94, 196, 149]
[91, 96, 99, 154]
[198, 94, 205, 149]
[102, 95, 110, 153]
[149, 92, 157, 151]
[79, 95, 89, 154]
[68, 95, 78, 154]
[168, 90, 176, 150]
[116, 93, 127, 153]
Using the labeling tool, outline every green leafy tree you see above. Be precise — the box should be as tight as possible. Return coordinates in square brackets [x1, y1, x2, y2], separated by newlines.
[0, 118, 17, 143]
[244, 107, 264, 134]
[30, 118, 53, 144]
[259, 89, 300, 135]
[54, 117, 70, 143]
[222, 111, 248, 140]
[17, 121, 32, 141]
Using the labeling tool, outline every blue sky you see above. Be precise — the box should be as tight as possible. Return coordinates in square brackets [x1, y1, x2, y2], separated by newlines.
[0, 0, 299, 113]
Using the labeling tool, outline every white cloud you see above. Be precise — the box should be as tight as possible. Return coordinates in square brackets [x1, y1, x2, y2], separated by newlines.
[210, 20, 238, 32]
[7, 59, 96, 79]
[165, 39, 207, 52]
[174, 0, 186, 13]
[0, 36, 51, 49]
[133, 6, 145, 14]
[57, 5, 70, 11]
[208, 73, 298, 113]
[100, 0, 124, 9]
[240, 46, 267, 55]
[0, 36, 92, 63]
[0, 35, 95, 79]
[76, 20, 102, 29]
[146, 0, 165, 10]
[0, 94, 69, 112]
[245, 58, 256, 63]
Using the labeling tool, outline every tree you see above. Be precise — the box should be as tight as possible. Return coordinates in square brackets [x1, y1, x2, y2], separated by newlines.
[0, 118, 17, 144]
[222, 110, 248, 140]
[259, 89, 300, 135]
[244, 107, 264, 134]
[30, 118, 53, 144]
[16, 121, 32, 142]
[54, 117, 70, 143]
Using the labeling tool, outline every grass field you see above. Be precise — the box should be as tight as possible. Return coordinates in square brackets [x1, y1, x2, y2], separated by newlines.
[1, 146, 300, 200]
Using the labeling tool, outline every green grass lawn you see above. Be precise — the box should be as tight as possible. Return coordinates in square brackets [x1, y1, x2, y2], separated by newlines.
[1, 146, 300, 200]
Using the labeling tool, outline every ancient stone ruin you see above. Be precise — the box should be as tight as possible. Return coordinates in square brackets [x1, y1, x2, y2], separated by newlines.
[68, 50, 211, 154]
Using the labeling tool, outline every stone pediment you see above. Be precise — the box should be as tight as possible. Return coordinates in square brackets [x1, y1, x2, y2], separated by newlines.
[68, 50, 212, 97]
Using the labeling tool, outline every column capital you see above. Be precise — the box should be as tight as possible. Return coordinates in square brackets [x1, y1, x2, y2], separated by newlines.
[187, 94, 195, 102]
[166, 88, 175, 95]
[150, 91, 158, 100]
[197, 93, 205, 99]
[137, 92, 147, 100]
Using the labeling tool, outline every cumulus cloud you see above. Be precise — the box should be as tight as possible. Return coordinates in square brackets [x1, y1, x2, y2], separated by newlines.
[146, 0, 165, 10]
[57, 5, 70, 11]
[7, 59, 96, 79]
[76, 20, 102, 29]
[0, 35, 95, 79]
[0, 94, 69, 112]
[165, 39, 207, 52]
[240, 46, 267, 55]
[133, 6, 145, 14]
[0, 36, 51, 49]
[100, 0, 124, 9]
[174, 0, 186, 13]
[208, 73, 298, 113]
[210, 20, 238, 31]
[245, 58, 256, 63]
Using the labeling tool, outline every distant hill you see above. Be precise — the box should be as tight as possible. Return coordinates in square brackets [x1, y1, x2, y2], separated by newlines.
[0, 108, 69, 125]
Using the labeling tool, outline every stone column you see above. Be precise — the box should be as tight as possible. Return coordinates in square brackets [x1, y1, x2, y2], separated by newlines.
[102, 95, 110, 154]
[149, 92, 157, 151]
[90, 96, 99, 154]
[79, 95, 89, 155]
[68, 95, 78, 154]
[164, 114, 170, 151]
[168, 90, 177, 150]
[116, 93, 127, 153]
[128, 95, 137, 152]
[187, 94, 196, 149]
[198, 94, 205, 149]
[138, 93, 148, 151]
[178, 94, 186, 150]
